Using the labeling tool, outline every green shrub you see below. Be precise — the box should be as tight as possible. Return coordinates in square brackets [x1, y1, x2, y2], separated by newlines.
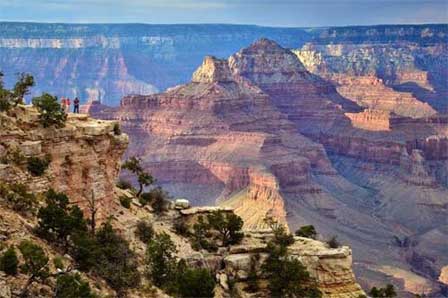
[0, 247, 18, 275]
[295, 225, 317, 239]
[191, 215, 216, 252]
[119, 196, 132, 209]
[72, 222, 141, 294]
[173, 219, 189, 236]
[139, 192, 152, 206]
[27, 155, 51, 176]
[244, 254, 260, 293]
[327, 236, 340, 248]
[135, 220, 154, 243]
[12, 73, 35, 106]
[53, 256, 64, 270]
[369, 284, 397, 298]
[0, 72, 34, 111]
[0, 182, 37, 214]
[150, 187, 169, 214]
[116, 179, 133, 190]
[18, 240, 50, 297]
[176, 267, 215, 298]
[146, 232, 177, 288]
[1, 147, 26, 165]
[138, 187, 170, 213]
[55, 273, 96, 298]
[261, 216, 321, 298]
[71, 231, 100, 271]
[146, 232, 216, 297]
[122, 157, 154, 197]
[0, 96, 10, 112]
[32, 93, 67, 128]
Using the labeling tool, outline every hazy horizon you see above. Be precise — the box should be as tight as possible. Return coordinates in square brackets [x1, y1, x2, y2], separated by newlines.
[1, 0, 447, 27]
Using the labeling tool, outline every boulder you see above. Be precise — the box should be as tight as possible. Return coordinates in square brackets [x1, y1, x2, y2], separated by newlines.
[174, 198, 190, 209]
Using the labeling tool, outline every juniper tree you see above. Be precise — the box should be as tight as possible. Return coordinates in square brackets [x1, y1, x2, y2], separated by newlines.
[32, 93, 67, 128]
[122, 157, 154, 197]
[18, 240, 50, 297]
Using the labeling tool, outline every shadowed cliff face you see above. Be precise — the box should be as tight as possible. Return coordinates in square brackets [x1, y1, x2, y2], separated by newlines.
[87, 37, 448, 296]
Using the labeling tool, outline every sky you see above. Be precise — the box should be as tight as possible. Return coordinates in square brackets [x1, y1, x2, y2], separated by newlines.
[0, 0, 447, 27]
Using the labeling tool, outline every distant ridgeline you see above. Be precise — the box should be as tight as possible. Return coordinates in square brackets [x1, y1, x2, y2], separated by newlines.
[0, 22, 446, 106]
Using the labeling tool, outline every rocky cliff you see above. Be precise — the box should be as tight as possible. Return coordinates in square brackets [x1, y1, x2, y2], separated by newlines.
[88, 37, 448, 296]
[0, 105, 128, 219]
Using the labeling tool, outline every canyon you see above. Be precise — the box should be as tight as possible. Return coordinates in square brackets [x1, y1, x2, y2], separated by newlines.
[0, 105, 365, 298]
[86, 36, 448, 297]
[1, 22, 447, 297]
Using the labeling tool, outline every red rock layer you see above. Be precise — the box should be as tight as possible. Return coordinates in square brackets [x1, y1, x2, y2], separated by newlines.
[330, 74, 437, 118]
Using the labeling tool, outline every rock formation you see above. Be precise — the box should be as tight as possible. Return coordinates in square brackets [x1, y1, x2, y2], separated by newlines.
[0, 23, 308, 105]
[111, 54, 340, 230]
[86, 38, 448, 296]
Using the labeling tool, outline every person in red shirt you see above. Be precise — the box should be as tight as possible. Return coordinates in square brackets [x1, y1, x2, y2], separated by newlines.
[65, 98, 71, 113]
[60, 97, 67, 112]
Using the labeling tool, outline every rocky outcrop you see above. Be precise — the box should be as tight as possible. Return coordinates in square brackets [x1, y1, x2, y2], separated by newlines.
[177, 207, 365, 298]
[345, 109, 394, 131]
[0, 106, 128, 219]
[2, 23, 446, 112]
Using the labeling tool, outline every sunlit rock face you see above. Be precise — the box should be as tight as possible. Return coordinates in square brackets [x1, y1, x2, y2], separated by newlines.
[294, 25, 448, 115]
[0, 106, 128, 220]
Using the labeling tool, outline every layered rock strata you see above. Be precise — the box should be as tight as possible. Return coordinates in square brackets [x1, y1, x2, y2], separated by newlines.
[294, 40, 447, 115]
[107, 54, 338, 230]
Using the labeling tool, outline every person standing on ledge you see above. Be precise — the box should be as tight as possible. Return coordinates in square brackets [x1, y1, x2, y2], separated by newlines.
[73, 97, 80, 113]
[65, 97, 71, 113]
[60, 97, 66, 111]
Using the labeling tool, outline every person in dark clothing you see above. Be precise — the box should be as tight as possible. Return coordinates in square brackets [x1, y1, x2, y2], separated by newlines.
[73, 97, 80, 113]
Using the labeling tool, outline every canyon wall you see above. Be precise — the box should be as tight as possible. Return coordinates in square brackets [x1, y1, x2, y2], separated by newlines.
[294, 25, 448, 115]
[1, 22, 446, 110]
